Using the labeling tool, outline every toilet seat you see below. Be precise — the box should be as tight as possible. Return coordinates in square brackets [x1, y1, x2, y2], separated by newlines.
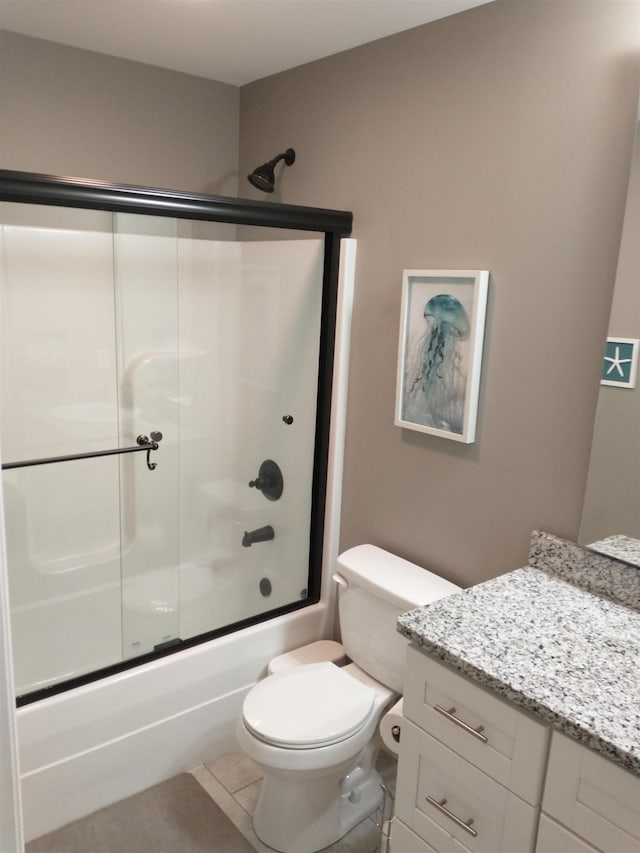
[242, 661, 375, 749]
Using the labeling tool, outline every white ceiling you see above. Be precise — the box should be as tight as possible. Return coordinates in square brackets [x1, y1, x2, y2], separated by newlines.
[0, 0, 493, 86]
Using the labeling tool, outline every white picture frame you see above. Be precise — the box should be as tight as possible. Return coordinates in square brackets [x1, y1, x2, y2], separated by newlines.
[395, 269, 489, 443]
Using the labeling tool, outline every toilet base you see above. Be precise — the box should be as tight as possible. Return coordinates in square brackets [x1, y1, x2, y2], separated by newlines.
[252, 751, 383, 853]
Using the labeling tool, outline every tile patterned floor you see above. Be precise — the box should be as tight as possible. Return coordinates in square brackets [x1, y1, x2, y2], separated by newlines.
[190, 747, 397, 853]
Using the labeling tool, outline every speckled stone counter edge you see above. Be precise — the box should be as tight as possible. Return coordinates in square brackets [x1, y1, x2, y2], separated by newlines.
[588, 534, 640, 569]
[398, 531, 640, 775]
[528, 529, 640, 611]
[398, 601, 640, 775]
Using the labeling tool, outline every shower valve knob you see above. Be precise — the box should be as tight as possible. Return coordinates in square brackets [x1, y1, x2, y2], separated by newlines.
[248, 459, 283, 501]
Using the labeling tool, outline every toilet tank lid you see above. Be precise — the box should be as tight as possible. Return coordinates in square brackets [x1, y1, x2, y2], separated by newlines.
[336, 544, 460, 611]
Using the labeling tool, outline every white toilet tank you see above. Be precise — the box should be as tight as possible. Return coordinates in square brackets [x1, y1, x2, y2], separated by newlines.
[335, 544, 460, 693]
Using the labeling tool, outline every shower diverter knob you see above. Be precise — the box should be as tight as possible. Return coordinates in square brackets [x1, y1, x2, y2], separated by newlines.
[248, 459, 283, 501]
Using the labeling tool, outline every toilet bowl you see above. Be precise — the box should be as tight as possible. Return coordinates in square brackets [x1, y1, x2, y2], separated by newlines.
[235, 545, 461, 853]
[236, 661, 394, 853]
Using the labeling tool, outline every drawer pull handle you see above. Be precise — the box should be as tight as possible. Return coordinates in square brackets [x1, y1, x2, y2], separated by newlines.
[426, 796, 478, 837]
[433, 704, 488, 743]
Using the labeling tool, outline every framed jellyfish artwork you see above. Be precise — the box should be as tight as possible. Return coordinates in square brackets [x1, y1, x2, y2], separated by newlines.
[395, 269, 489, 443]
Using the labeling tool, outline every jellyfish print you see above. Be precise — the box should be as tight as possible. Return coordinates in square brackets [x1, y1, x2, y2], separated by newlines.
[403, 293, 470, 433]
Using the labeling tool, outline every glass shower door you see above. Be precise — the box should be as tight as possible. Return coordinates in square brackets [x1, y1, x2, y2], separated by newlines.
[0, 209, 125, 695]
[1, 200, 328, 701]
[113, 213, 181, 658]
[114, 221, 325, 646]
[176, 235, 324, 640]
[0, 207, 183, 695]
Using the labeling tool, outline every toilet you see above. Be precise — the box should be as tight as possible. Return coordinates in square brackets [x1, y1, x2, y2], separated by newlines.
[236, 544, 460, 853]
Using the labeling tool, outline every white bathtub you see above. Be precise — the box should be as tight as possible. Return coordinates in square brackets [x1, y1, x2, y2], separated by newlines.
[17, 597, 333, 841]
[10, 238, 356, 843]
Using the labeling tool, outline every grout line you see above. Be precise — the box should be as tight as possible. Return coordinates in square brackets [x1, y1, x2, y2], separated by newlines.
[189, 765, 272, 853]
[233, 780, 261, 816]
[193, 753, 396, 853]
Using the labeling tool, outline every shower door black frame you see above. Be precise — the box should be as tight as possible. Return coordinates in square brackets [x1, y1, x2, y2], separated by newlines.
[0, 169, 353, 706]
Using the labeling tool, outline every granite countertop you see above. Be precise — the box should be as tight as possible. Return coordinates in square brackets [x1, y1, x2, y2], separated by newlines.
[588, 534, 640, 568]
[397, 531, 640, 775]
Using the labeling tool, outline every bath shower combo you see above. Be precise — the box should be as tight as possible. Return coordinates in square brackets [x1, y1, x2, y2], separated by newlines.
[0, 167, 355, 840]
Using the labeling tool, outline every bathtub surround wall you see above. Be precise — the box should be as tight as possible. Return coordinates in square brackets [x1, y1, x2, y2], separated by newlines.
[240, 0, 640, 585]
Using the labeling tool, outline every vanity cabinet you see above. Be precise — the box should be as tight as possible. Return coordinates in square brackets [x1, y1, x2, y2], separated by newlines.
[538, 731, 640, 853]
[390, 817, 440, 852]
[392, 646, 640, 853]
[535, 816, 601, 853]
[394, 646, 549, 853]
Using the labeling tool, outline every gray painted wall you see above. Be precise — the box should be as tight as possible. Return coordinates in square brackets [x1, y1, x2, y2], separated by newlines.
[0, 31, 239, 196]
[240, 0, 640, 585]
[1, 2, 639, 589]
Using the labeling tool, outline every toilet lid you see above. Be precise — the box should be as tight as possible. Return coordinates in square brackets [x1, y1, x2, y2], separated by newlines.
[242, 662, 375, 748]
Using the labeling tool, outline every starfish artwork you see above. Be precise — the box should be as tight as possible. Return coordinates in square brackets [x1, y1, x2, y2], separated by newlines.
[601, 338, 639, 387]
[604, 345, 633, 377]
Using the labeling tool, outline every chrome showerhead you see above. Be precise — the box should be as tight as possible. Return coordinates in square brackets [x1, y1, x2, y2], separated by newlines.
[247, 148, 296, 193]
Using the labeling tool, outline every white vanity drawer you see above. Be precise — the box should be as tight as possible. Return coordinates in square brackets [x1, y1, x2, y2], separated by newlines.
[536, 815, 602, 853]
[396, 717, 539, 853]
[542, 731, 640, 853]
[403, 646, 549, 805]
[391, 818, 448, 853]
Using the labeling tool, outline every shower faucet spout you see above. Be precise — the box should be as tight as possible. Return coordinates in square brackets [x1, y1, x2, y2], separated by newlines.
[242, 525, 275, 547]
